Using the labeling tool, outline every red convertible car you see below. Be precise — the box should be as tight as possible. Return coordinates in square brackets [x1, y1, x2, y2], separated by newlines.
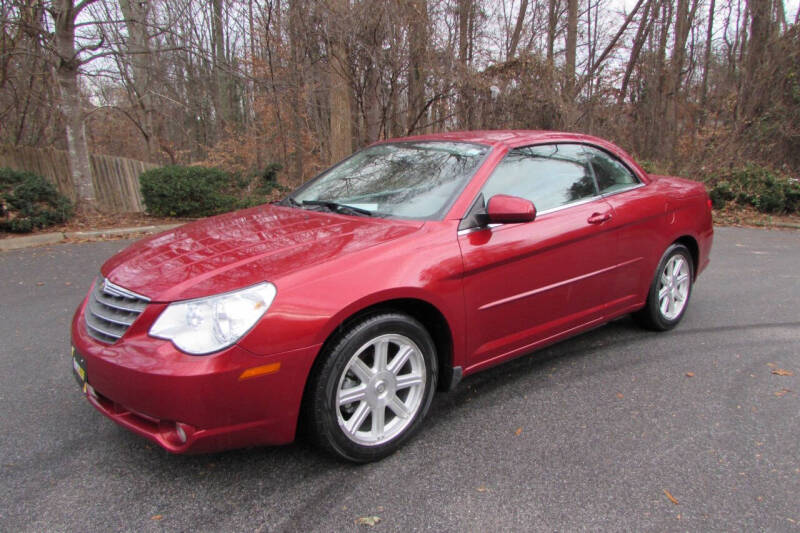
[71, 131, 713, 462]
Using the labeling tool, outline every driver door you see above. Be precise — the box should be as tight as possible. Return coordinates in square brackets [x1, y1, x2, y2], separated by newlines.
[458, 144, 620, 369]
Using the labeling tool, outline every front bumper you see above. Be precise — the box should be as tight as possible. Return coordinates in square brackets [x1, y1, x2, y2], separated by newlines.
[71, 296, 320, 453]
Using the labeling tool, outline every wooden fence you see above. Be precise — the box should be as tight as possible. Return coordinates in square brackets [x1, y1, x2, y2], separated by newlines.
[0, 145, 156, 212]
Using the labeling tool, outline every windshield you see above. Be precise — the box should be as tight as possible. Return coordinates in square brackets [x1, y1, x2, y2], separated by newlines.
[290, 142, 489, 219]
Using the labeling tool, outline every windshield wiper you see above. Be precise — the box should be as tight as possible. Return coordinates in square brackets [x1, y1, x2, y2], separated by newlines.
[277, 196, 301, 207]
[301, 200, 373, 217]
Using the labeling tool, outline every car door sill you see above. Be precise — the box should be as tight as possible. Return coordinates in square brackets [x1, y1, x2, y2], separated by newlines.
[463, 316, 608, 377]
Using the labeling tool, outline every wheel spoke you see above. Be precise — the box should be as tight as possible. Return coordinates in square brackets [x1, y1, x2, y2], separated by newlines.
[371, 404, 385, 439]
[387, 395, 411, 419]
[660, 294, 670, 315]
[345, 401, 371, 435]
[349, 358, 374, 382]
[396, 373, 423, 390]
[672, 258, 684, 277]
[387, 345, 412, 375]
[338, 384, 367, 406]
[374, 340, 389, 372]
[658, 286, 669, 301]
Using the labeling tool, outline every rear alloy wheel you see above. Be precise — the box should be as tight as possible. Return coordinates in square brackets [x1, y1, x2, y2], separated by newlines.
[306, 313, 437, 462]
[634, 243, 694, 331]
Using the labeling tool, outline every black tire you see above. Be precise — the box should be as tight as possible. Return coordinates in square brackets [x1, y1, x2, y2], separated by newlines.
[304, 313, 438, 463]
[633, 243, 694, 331]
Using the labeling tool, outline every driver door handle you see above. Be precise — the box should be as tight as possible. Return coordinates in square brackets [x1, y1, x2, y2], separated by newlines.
[587, 211, 613, 224]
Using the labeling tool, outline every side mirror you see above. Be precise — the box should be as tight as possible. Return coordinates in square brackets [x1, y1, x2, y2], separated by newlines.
[486, 194, 536, 224]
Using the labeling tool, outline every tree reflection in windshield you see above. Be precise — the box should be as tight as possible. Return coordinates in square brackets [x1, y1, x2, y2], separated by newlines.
[293, 142, 489, 219]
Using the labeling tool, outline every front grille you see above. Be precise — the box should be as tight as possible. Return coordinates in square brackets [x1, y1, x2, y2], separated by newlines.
[85, 277, 150, 344]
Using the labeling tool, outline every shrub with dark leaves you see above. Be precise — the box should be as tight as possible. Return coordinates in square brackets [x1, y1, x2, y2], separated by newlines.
[0, 167, 73, 233]
[707, 165, 800, 214]
[139, 165, 244, 217]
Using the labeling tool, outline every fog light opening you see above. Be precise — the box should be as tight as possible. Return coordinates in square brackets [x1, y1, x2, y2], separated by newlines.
[160, 421, 193, 446]
[175, 423, 188, 444]
[87, 384, 99, 400]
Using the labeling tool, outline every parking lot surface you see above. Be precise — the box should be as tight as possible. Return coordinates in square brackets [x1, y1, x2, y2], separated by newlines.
[1, 226, 798, 531]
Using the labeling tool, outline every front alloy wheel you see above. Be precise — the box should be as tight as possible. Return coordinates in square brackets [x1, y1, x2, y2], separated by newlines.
[336, 333, 427, 446]
[305, 313, 437, 462]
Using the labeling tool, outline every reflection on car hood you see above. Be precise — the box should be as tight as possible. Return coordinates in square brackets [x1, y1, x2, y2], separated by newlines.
[101, 204, 422, 301]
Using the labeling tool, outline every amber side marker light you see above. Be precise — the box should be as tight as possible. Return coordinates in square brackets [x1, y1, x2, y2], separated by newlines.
[238, 362, 281, 380]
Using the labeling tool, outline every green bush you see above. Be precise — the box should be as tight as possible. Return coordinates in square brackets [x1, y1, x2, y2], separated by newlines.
[0, 167, 73, 233]
[258, 163, 282, 189]
[140, 164, 288, 218]
[637, 159, 669, 175]
[139, 165, 246, 217]
[250, 163, 290, 196]
[706, 165, 800, 214]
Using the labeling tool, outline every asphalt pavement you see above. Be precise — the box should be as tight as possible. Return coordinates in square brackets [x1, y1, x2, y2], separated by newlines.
[1, 226, 798, 532]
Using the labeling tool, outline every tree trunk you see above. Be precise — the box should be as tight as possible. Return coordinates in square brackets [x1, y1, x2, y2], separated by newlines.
[328, 0, 352, 163]
[546, 0, 558, 66]
[508, 0, 528, 60]
[457, 0, 472, 129]
[741, 0, 773, 118]
[663, 0, 698, 155]
[362, 8, 384, 142]
[211, 0, 229, 129]
[119, 0, 156, 161]
[288, 0, 305, 182]
[407, 0, 428, 134]
[364, 65, 381, 142]
[700, 0, 715, 112]
[643, 0, 672, 157]
[52, 0, 96, 212]
[618, 0, 656, 105]
[563, 0, 578, 126]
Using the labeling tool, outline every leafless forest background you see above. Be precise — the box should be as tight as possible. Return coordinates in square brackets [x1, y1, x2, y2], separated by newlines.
[1, 0, 798, 210]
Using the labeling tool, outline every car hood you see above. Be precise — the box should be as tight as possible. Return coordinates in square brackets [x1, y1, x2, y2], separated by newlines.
[101, 204, 423, 302]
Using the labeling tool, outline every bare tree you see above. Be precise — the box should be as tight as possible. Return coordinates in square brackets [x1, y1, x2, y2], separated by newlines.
[118, 0, 155, 159]
[507, 0, 527, 59]
[407, 0, 427, 134]
[51, 0, 101, 212]
[1, 0, 798, 206]
[327, 0, 352, 163]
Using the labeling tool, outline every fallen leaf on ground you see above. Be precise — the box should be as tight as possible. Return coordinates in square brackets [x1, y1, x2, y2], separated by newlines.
[663, 489, 679, 505]
[616, 393, 624, 399]
[686, 372, 695, 377]
[476, 486, 489, 492]
[354, 516, 381, 527]
[151, 515, 163, 521]
[36, 282, 44, 286]
[772, 369, 794, 376]
[514, 427, 522, 436]
[774, 389, 791, 397]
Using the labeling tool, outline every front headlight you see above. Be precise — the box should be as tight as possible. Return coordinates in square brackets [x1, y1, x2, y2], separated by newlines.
[149, 282, 277, 355]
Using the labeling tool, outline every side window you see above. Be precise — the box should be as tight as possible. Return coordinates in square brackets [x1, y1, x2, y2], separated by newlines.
[481, 144, 598, 213]
[583, 146, 639, 194]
